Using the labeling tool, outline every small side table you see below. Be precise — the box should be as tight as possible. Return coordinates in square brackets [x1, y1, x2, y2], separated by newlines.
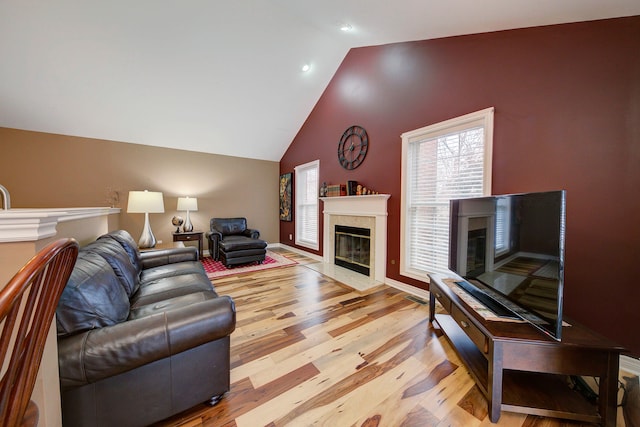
[173, 231, 204, 259]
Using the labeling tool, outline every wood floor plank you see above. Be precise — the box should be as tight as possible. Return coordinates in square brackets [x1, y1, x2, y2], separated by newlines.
[235, 353, 366, 426]
[350, 354, 454, 427]
[205, 362, 320, 426]
[458, 385, 490, 421]
[300, 356, 428, 427]
[155, 249, 632, 427]
[262, 320, 441, 425]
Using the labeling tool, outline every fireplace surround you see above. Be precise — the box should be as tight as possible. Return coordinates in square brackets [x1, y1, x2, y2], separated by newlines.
[318, 194, 390, 289]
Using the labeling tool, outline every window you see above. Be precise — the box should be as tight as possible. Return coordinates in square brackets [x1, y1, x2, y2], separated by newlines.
[295, 160, 319, 250]
[400, 108, 494, 280]
[495, 196, 511, 256]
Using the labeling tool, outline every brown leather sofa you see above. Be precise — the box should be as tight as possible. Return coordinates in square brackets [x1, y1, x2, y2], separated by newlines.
[207, 217, 267, 266]
[56, 230, 235, 427]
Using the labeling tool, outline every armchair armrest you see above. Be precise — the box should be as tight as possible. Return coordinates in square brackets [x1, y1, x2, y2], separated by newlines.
[206, 230, 222, 260]
[243, 228, 260, 239]
[58, 296, 236, 388]
[205, 230, 222, 240]
[140, 247, 198, 268]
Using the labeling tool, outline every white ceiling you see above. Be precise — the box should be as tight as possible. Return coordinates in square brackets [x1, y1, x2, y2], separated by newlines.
[1, 1, 639, 162]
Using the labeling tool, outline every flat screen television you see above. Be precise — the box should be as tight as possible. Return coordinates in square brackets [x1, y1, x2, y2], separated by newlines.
[448, 190, 566, 341]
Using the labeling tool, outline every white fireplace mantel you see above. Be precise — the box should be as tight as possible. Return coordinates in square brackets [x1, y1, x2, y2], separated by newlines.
[320, 195, 390, 288]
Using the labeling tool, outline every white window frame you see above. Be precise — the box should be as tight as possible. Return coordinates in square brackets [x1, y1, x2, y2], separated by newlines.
[400, 107, 494, 281]
[294, 159, 320, 251]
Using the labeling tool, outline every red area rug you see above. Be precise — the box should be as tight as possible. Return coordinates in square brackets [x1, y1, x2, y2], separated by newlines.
[201, 250, 297, 279]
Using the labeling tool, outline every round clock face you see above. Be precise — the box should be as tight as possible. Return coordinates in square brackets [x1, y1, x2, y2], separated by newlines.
[338, 125, 368, 170]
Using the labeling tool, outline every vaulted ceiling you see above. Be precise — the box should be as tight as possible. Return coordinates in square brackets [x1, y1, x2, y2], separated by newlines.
[1, 1, 639, 161]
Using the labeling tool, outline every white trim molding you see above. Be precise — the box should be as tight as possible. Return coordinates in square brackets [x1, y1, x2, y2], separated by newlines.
[0, 207, 121, 242]
[270, 242, 323, 262]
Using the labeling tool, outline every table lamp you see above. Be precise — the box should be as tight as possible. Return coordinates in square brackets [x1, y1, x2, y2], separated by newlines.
[127, 190, 165, 248]
[177, 196, 198, 232]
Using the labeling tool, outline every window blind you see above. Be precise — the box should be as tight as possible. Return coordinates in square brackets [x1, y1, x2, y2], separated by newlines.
[495, 197, 511, 255]
[407, 127, 486, 274]
[295, 160, 319, 250]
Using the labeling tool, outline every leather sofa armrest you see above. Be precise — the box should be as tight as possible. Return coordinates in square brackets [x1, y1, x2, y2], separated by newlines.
[58, 296, 236, 389]
[140, 247, 198, 269]
[243, 228, 260, 239]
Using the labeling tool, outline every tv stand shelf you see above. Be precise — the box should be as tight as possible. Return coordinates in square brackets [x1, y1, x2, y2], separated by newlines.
[428, 274, 624, 426]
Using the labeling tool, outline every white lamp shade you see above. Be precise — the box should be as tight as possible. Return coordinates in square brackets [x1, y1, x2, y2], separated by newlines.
[127, 191, 165, 213]
[177, 197, 198, 211]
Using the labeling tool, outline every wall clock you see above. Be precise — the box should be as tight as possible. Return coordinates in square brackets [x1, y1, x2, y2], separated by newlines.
[337, 125, 368, 170]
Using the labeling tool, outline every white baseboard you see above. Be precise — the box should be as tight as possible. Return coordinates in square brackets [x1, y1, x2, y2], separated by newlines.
[621, 355, 640, 377]
[384, 276, 430, 301]
[270, 243, 323, 262]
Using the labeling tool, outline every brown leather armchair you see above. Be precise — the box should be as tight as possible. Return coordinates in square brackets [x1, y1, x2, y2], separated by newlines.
[206, 217, 267, 267]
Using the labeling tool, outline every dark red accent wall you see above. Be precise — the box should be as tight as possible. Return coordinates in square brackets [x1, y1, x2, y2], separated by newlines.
[280, 16, 640, 355]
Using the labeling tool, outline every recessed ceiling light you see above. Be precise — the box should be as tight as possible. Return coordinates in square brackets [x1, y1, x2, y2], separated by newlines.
[301, 64, 311, 72]
[340, 23, 353, 32]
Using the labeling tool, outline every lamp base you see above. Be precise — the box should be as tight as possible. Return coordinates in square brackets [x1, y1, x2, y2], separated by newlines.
[183, 210, 193, 232]
[138, 212, 157, 248]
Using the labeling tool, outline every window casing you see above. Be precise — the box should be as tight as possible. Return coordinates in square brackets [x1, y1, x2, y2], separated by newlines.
[294, 160, 319, 250]
[400, 108, 494, 280]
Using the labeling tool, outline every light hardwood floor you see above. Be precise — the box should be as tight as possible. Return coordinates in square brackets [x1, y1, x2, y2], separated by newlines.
[156, 248, 636, 427]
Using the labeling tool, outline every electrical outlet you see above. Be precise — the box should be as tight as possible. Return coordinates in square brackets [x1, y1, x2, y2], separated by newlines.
[289, 234, 293, 240]
[157, 240, 163, 244]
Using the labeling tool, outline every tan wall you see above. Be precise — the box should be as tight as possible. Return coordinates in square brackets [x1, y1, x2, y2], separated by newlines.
[0, 127, 280, 247]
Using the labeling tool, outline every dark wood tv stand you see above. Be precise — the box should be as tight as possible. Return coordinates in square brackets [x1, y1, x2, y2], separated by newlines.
[428, 274, 625, 426]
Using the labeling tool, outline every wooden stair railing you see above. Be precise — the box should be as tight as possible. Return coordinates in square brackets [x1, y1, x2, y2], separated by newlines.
[0, 238, 79, 427]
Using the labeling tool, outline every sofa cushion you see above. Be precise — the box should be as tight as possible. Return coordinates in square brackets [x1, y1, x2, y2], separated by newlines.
[130, 274, 216, 309]
[140, 260, 206, 283]
[128, 291, 217, 320]
[56, 251, 130, 337]
[84, 238, 140, 296]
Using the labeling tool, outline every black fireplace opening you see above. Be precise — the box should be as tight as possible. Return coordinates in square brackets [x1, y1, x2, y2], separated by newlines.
[467, 228, 486, 277]
[334, 225, 371, 276]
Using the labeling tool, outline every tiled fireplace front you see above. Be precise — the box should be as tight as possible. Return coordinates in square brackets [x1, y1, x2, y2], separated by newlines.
[319, 194, 390, 289]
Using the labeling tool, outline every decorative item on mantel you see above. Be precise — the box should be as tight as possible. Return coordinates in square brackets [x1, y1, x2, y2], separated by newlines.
[127, 190, 165, 248]
[319, 182, 328, 197]
[347, 180, 358, 196]
[322, 181, 381, 197]
[355, 183, 380, 195]
[177, 196, 198, 232]
[325, 184, 346, 197]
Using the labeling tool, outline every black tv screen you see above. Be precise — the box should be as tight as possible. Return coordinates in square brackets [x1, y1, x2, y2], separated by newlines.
[449, 190, 566, 340]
